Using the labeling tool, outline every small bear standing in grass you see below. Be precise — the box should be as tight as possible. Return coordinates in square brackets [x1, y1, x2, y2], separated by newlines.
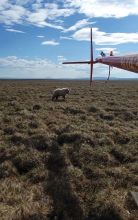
[52, 88, 70, 100]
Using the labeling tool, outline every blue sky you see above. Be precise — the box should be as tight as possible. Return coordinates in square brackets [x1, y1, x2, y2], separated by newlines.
[0, 0, 138, 79]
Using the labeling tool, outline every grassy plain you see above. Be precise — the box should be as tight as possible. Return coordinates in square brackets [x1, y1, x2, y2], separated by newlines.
[0, 79, 138, 220]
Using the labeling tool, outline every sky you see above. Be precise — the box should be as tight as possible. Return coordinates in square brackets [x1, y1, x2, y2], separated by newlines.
[0, 0, 138, 79]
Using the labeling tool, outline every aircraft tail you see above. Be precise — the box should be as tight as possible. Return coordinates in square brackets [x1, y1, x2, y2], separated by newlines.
[62, 28, 96, 85]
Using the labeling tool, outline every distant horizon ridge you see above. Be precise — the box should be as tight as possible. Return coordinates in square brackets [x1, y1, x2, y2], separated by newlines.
[0, 77, 138, 80]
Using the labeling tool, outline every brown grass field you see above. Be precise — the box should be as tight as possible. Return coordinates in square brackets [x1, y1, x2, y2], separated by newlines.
[0, 79, 138, 220]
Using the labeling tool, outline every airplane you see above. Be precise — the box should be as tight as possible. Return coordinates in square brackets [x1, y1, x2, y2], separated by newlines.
[62, 28, 138, 85]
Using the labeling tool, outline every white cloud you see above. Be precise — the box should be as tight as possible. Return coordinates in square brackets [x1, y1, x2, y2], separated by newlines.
[26, 3, 74, 28]
[44, 3, 75, 20]
[6, 28, 25, 33]
[0, 0, 9, 10]
[57, 55, 67, 65]
[32, 2, 42, 11]
[57, 55, 67, 61]
[63, 0, 138, 18]
[26, 6, 64, 28]
[0, 56, 56, 68]
[0, 55, 90, 79]
[7, 56, 18, 59]
[27, 9, 47, 23]
[0, 1, 74, 29]
[33, 21, 63, 29]
[1, 1, 138, 30]
[96, 47, 116, 52]
[37, 35, 44, 38]
[41, 41, 59, 45]
[62, 19, 96, 33]
[62, 27, 138, 45]
[0, 5, 27, 25]
[60, 36, 72, 40]
[55, 19, 64, 24]
[95, 47, 120, 54]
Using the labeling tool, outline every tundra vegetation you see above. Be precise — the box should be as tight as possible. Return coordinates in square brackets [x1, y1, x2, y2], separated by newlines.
[0, 79, 138, 220]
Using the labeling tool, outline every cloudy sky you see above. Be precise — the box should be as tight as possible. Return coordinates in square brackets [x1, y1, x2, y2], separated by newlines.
[0, 0, 138, 79]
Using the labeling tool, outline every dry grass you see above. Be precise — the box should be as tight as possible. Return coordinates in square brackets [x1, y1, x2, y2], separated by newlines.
[0, 79, 138, 220]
